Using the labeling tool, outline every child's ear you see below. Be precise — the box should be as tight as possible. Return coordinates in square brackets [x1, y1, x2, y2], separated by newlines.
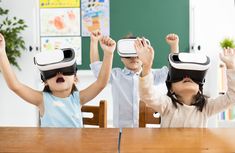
[74, 75, 79, 83]
[44, 81, 48, 86]
[121, 57, 125, 62]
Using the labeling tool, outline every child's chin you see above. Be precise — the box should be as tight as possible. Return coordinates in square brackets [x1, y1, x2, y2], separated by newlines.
[54, 84, 68, 89]
[132, 65, 140, 69]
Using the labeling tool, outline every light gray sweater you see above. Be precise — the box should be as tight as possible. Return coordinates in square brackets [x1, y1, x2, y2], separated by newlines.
[139, 70, 235, 128]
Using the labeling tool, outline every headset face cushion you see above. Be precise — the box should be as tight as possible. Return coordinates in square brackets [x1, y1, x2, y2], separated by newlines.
[41, 63, 77, 81]
[167, 66, 207, 84]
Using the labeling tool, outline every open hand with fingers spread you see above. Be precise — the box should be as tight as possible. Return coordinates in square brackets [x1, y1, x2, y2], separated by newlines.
[220, 48, 235, 69]
[134, 37, 154, 76]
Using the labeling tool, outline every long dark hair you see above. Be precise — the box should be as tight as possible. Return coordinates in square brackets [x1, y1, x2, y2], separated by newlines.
[166, 82, 208, 112]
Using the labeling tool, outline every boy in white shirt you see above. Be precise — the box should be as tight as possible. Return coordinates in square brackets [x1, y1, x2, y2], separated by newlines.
[90, 30, 179, 127]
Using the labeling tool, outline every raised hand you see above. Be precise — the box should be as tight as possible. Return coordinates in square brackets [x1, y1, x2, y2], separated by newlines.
[220, 48, 235, 69]
[135, 37, 154, 76]
[90, 30, 102, 43]
[166, 33, 179, 45]
[165, 33, 179, 53]
[134, 37, 154, 68]
[99, 36, 116, 55]
[0, 33, 6, 54]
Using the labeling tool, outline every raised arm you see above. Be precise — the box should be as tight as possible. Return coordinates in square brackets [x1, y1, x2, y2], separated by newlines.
[135, 37, 168, 113]
[90, 30, 101, 63]
[165, 33, 179, 53]
[80, 36, 115, 104]
[206, 48, 235, 116]
[220, 48, 235, 70]
[0, 33, 42, 106]
[135, 37, 154, 77]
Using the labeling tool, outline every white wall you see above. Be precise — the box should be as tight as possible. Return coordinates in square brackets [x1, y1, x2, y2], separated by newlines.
[0, 0, 39, 126]
[0, 54, 39, 127]
[190, 0, 235, 127]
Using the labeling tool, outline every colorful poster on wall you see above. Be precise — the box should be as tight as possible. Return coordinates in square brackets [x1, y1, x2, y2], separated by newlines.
[40, 0, 80, 8]
[40, 8, 80, 36]
[81, 0, 110, 36]
[40, 36, 82, 64]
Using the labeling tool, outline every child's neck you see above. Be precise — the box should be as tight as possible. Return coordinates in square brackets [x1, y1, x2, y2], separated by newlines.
[52, 89, 71, 98]
[132, 68, 141, 73]
[178, 94, 195, 106]
[127, 67, 142, 73]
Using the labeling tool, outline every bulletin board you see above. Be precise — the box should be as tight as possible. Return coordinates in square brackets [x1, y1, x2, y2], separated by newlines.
[39, 0, 110, 66]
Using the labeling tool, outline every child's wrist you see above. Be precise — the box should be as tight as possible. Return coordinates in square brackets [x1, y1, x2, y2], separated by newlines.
[170, 44, 177, 49]
[142, 65, 152, 76]
[170, 45, 179, 53]
[141, 68, 151, 77]
[103, 51, 114, 57]
[91, 39, 99, 44]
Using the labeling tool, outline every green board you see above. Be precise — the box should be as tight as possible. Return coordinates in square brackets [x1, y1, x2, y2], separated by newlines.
[78, 0, 189, 70]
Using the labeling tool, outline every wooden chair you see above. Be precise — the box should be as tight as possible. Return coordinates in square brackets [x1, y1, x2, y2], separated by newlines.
[139, 101, 161, 127]
[81, 100, 107, 128]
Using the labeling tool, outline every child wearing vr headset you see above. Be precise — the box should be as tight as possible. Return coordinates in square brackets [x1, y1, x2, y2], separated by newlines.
[138, 46, 235, 128]
[89, 30, 179, 128]
[0, 33, 116, 127]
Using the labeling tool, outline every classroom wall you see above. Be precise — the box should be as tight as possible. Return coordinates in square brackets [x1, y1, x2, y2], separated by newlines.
[0, 0, 189, 127]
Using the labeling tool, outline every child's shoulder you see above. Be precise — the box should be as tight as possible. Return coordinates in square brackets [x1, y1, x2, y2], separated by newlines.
[151, 66, 168, 71]
[112, 67, 123, 74]
[71, 90, 80, 96]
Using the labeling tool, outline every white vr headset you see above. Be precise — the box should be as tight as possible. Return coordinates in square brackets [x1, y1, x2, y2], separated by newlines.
[167, 53, 210, 84]
[117, 38, 150, 57]
[34, 48, 77, 81]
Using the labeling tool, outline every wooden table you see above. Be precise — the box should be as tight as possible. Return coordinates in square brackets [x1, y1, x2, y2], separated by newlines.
[0, 127, 119, 153]
[1, 128, 235, 153]
[120, 128, 235, 153]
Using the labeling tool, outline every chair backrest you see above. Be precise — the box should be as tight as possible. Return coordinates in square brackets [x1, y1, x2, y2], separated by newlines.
[139, 100, 161, 127]
[81, 100, 107, 128]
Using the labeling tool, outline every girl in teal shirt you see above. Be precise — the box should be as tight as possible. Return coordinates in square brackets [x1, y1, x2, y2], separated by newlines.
[0, 33, 116, 127]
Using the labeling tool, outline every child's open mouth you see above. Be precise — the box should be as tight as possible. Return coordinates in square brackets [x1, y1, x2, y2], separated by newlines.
[56, 77, 65, 83]
[183, 78, 193, 83]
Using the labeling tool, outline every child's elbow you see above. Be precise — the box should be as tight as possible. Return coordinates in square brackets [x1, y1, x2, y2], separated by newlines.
[99, 82, 107, 90]
[8, 81, 21, 93]
[9, 84, 20, 93]
[96, 81, 108, 90]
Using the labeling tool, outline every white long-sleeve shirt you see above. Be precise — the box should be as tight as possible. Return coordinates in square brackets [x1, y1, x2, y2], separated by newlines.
[139, 69, 235, 128]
